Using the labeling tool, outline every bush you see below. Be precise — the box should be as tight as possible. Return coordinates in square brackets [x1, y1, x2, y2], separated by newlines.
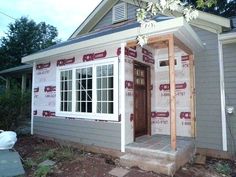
[0, 84, 31, 130]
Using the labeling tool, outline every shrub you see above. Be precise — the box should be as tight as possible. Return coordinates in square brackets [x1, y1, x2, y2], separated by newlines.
[0, 84, 31, 130]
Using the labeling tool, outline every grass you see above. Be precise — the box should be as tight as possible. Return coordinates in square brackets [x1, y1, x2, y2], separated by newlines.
[34, 166, 52, 177]
[23, 145, 76, 177]
[214, 161, 232, 176]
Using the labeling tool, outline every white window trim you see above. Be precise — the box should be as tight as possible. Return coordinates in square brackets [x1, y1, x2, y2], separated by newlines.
[56, 57, 119, 121]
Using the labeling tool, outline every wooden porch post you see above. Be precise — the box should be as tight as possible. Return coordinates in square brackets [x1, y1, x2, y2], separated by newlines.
[168, 35, 177, 151]
[189, 55, 196, 137]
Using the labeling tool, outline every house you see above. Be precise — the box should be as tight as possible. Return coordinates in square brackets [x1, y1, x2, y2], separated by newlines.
[22, 0, 236, 175]
[0, 64, 32, 93]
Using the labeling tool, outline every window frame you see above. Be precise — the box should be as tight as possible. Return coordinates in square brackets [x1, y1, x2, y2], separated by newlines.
[56, 57, 119, 121]
[156, 53, 182, 71]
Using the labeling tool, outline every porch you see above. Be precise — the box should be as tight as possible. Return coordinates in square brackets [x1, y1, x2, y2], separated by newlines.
[120, 135, 195, 176]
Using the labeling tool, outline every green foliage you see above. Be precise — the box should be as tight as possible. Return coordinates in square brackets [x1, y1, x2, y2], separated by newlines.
[186, 0, 236, 17]
[55, 146, 74, 161]
[0, 17, 59, 70]
[24, 158, 37, 169]
[37, 149, 57, 163]
[196, 0, 217, 8]
[34, 166, 52, 177]
[0, 83, 31, 130]
[214, 162, 232, 176]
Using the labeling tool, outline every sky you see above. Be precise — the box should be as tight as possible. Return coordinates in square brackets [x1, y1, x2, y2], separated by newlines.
[0, 0, 102, 41]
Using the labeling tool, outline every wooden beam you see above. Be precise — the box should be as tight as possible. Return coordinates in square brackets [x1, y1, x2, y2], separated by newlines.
[189, 55, 196, 137]
[168, 34, 177, 151]
[174, 36, 193, 55]
[126, 34, 172, 48]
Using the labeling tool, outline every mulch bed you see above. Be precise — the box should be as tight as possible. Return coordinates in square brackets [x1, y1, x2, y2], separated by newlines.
[15, 135, 236, 177]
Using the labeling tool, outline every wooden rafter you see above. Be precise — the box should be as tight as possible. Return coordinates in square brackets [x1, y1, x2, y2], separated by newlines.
[168, 34, 177, 151]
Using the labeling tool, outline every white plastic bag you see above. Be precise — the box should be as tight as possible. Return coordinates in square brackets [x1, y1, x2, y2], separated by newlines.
[0, 130, 17, 150]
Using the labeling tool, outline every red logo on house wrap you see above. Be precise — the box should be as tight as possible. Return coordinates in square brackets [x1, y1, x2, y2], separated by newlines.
[36, 62, 51, 70]
[125, 80, 134, 89]
[180, 112, 191, 120]
[57, 57, 75, 66]
[142, 48, 153, 57]
[42, 111, 55, 117]
[151, 111, 169, 118]
[44, 86, 56, 92]
[159, 82, 187, 91]
[34, 87, 39, 93]
[83, 50, 107, 62]
[117, 47, 137, 58]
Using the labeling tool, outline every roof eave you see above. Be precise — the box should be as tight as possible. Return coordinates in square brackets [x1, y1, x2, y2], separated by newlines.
[22, 17, 203, 63]
[219, 31, 236, 44]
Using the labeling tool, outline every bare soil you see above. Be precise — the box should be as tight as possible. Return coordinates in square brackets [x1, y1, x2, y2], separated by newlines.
[15, 136, 236, 177]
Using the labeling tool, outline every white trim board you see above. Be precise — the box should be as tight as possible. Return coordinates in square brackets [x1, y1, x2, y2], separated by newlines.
[218, 35, 227, 151]
[70, 0, 230, 38]
[219, 32, 236, 44]
[22, 17, 204, 63]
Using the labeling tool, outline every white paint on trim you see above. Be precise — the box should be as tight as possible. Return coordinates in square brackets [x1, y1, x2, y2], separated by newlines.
[218, 34, 227, 151]
[219, 32, 236, 44]
[120, 42, 126, 152]
[55, 57, 119, 121]
[31, 62, 35, 135]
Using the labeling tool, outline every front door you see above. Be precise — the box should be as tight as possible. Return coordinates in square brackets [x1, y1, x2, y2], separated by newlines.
[134, 62, 149, 138]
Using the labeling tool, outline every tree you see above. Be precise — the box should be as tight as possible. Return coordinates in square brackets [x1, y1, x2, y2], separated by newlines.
[0, 17, 59, 70]
[187, 0, 236, 17]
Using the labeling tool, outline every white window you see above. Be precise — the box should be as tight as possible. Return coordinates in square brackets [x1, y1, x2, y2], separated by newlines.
[56, 57, 118, 121]
[112, 2, 127, 24]
[156, 53, 182, 71]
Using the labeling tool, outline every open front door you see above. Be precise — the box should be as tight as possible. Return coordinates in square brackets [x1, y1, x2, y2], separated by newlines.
[134, 61, 150, 138]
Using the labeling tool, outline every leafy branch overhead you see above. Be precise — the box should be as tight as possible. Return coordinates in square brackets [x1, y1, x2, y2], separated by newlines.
[136, 0, 218, 46]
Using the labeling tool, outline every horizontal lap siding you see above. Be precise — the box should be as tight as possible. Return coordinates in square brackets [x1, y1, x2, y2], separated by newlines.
[34, 116, 121, 150]
[223, 43, 236, 155]
[194, 27, 223, 150]
[91, 1, 138, 31]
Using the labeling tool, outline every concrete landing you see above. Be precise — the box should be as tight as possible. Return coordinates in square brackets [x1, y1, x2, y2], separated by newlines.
[120, 135, 195, 176]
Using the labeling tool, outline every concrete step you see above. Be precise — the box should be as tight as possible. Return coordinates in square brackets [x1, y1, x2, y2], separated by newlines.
[125, 146, 176, 161]
[120, 153, 176, 176]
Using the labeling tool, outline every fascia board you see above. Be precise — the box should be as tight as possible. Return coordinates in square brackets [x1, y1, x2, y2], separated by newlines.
[70, 0, 119, 39]
[22, 17, 203, 63]
[219, 32, 236, 44]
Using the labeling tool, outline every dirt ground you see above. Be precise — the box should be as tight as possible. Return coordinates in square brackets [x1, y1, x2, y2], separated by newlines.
[15, 136, 236, 177]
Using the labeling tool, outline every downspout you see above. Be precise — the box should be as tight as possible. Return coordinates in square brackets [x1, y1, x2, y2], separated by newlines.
[218, 34, 227, 151]
[120, 42, 126, 152]
[31, 62, 36, 135]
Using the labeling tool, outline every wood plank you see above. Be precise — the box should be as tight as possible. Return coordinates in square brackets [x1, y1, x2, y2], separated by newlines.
[127, 34, 172, 47]
[168, 34, 177, 150]
[189, 55, 196, 137]
[174, 36, 192, 55]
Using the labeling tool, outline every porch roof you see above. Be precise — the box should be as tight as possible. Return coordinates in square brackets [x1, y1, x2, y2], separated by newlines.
[22, 17, 204, 63]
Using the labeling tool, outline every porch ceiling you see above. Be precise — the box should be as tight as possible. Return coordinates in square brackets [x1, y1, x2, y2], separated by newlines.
[22, 17, 203, 63]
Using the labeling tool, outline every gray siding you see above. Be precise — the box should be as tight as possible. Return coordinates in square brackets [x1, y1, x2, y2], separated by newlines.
[91, 1, 139, 31]
[194, 27, 223, 150]
[223, 43, 236, 155]
[34, 116, 121, 150]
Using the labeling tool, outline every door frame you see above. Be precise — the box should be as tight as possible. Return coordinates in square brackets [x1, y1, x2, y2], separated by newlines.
[133, 61, 151, 141]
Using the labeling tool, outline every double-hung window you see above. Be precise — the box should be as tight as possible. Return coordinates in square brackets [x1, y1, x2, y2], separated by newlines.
[56, 57, 118, 121]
